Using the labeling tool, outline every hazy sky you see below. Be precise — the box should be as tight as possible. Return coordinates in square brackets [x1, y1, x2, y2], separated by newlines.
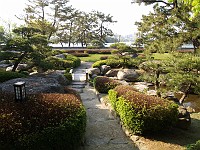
[0, 0, 153, 35]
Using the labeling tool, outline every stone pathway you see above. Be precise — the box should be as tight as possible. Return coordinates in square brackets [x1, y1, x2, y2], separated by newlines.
[79, 85, 137, 150]
[71, 62, 137, 150]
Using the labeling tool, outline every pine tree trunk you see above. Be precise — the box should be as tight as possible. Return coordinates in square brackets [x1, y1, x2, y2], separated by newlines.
[179, 83, 191, 104]
[12, 52, 27, 72]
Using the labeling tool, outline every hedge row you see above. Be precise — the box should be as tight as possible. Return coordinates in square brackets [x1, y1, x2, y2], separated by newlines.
[93, 76, 121, 93]
[61, 49, 112, 54]
[108, 85, 179, 134]
[0, 91, 86, 150]
[71, 53, 89, 57]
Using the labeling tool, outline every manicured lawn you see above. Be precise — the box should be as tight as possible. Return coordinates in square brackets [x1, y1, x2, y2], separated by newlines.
[79, 54, 111, 62]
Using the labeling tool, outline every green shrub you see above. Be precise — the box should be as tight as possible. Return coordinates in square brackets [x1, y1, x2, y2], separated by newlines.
[64, 72, 72, 82]
[108, 85, 179, 134]
[187, 140, 200, 150]
[106, 58, 121, 68]
[110, 43, 127, 49]
[0, 92, 86, 150]
[93, 76, 121, 93]
[47, 54, 81, 70]
[0, 70, 27, 83]
[92, 60, 107, 68]
[65, 54, 81, 68]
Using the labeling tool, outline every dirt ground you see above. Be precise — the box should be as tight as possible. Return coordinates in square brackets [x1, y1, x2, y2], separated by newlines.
[130, 113, 200, 150]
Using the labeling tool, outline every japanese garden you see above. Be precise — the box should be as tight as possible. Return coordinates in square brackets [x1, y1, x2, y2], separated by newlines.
[0, 0, 199, 149]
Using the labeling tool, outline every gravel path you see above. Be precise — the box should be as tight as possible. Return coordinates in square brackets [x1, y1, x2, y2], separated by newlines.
[74, 62, 137, 150]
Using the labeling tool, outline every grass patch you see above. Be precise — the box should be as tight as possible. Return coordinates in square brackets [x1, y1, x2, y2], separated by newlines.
[152, 53, 172, 60]
[79, 54, 111, 62]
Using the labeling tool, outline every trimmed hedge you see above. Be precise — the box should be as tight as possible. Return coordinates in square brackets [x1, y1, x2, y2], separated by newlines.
[93, 76, 121, 93]
[0, 92, 86, 150]
[108, 85, 179, 134]
[71, 53, 89, 57]
[0, 70, 27, 83]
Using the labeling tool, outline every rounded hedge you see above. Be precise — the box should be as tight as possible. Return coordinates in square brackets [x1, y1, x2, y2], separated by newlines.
[93, 76, 121, 93]
[108, 85, 179, 134]
[0, 92, 86, 150]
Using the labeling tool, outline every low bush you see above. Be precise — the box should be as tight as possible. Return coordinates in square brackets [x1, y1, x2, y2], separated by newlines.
[47, 54, 81, 70]
[187, 140, 200, 150]
[93, 76, 121, 93]
[64, 72, 72, 82]
[108, 85, 179, 134]
[65, 54, 81, 68]
[0, 92, 86, 150]
[0, 70, 27, 83]
[110, 43, 127, 49]
[92, 60, 107, 68]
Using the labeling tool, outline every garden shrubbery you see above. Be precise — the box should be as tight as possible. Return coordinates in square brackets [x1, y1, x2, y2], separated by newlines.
[92, 57, 140, 69]
[0, 91, 86, 150]
[93, 76, 121, 93]
[0, 70, 27, 83]
[46, 54, 81, 70]
[108, 85, 179, 134]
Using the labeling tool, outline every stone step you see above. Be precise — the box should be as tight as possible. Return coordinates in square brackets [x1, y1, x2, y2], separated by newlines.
[71, 81, 87, 85]
[69, 84, 86, 88]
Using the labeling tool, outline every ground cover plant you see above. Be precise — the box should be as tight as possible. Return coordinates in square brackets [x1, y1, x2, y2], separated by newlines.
[0, 91, 86, 150]
[108, 85, 179, 134]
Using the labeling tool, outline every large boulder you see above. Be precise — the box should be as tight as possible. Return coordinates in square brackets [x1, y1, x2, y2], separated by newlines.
[0, 77, 65, 94]
[53, 53, 67, 59]
[105, 69, 119, 77]
[6, 64, 28, 71]
[40, 70, 70, 86]
[88, 68, 101, 76]
[100, 65, 111, 75]
[133, 82, 149, 92]
[117, 69, 139, 82]
[176, 106, 191, 130]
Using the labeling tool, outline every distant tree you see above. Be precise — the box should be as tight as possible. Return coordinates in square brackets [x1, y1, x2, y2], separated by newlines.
[23, 0, 71, 40]
[135, 3, 200, 54]
[92, 11, 116, 43]
[3, 26, 51, 72]
[57, 8, 80, 47]
[0, 26, 6, 45]
[132, 0, 199, 17]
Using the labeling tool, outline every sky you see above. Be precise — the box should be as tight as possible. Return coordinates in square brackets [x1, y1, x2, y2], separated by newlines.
[0, 0, 153, 36]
